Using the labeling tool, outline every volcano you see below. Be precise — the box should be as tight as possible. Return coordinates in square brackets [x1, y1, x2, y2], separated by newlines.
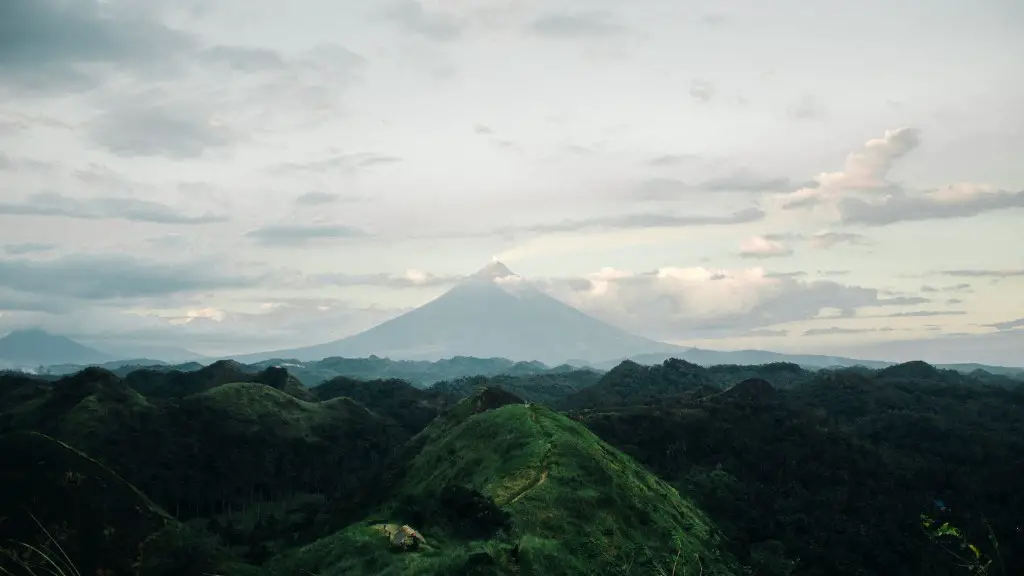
[240, 262, 680, 365]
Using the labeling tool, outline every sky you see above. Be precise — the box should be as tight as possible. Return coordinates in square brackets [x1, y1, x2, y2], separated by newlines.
[1, 0, 1022, 365]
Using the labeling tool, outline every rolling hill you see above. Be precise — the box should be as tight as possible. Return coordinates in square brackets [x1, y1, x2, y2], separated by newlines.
[2, 361, 1023, 574]
[263, 388, 741, 575]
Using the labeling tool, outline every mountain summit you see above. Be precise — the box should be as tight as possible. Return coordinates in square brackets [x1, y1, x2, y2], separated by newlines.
[240, 262, 680, 365]
[469, 260, 517, 282]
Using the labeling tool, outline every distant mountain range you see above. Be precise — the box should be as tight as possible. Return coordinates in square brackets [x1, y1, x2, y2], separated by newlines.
[0, 328, 203, 370]
[2, 262, 1021, 374]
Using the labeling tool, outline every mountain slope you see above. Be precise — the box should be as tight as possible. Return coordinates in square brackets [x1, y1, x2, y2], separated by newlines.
[263, 389, 741, 575]
[0, 329, 111, 367]
[239, 263, 680, 365]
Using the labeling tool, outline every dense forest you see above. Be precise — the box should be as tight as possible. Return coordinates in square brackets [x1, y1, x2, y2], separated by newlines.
[1, 357, 1022, 574]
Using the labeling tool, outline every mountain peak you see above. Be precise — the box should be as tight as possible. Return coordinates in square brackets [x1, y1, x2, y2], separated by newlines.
[470, 260, 516, 281]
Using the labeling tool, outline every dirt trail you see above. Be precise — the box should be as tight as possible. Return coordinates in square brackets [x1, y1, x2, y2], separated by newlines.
[508, 405, 552, 505]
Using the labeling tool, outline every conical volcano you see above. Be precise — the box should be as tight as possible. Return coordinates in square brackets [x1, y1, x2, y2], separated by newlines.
[470, 259, 516, 281]
[241, 262, 680, 364]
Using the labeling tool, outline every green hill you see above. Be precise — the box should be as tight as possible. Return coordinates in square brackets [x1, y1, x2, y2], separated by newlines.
[432, 369, 602, 407]
[314, 376, 457, 434]
[124, 360, 313, 400]
[263, 388, 741, 575]
[4, 360, 1023, 575]
[0, 370, 408, 551]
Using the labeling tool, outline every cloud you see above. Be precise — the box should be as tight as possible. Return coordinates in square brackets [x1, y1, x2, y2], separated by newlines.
[272, 153, 402, 174]
[983, 315, 1024, 330]
[313, 269, 462, 289]
[808, 231, 868, 249]
[0, 0, 192, 93]
[513, 207, 764, 235]
[689, 79, 715, 103]
[921, 283, 973, 292]
[3, 243, 56, 256]
[0, 192, 227, 224]
[245, 223, 371, 246]
[646, 154, 700, 167]
[86, 98, 238, 158]
[803, 326, 894, 336]
[635, 174, 796, 200]
[739, 236, 793, 259]
[755, 231, 867, 250]
[941, 269, 1024, 279]
[199, 45, 288, 73]
[748, 328, 788, 337]
[984, 317, 1024, 331]
[0, 254, 261, 301]
[839, 184, 1024, 226]
[634, 178, 690, 200]
[878, 296, 930, 306]
[871, 310, 967, 318]
[537, 266, 929, 340]
[295, 192, 344, 206]
[42, 28, 365, 152]
[781, 127, 921, 209]
[700, 173, 794, 193]
[383, 0, 463, 40]
[530, 11, 626, 37]
[0, 287, 71, 313]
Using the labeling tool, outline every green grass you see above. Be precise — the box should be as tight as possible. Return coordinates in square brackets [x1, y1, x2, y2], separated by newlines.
[190, 382, 369, 437]
[263, 400, 740, 575]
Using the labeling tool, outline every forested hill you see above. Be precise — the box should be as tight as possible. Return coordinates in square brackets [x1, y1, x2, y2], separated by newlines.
[1, 359, 1022, 575]
[37, 355, 589, 387]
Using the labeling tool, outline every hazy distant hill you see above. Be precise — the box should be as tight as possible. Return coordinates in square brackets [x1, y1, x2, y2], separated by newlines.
[597, 350, 1024, 377]
[236, 262, 682, 365]
[0, 329, 111, 368]
[250, 355, 587, 387]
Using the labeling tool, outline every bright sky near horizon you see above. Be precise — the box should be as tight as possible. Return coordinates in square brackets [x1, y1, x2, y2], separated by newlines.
[1, 0, 1022, 364]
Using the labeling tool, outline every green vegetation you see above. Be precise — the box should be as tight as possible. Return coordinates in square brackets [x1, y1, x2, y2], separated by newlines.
[42, 355, 588, 387]
[573, 361, 1024, 575]
[432, 369, 601, 407]
[264, 394, 739, 575]
[1, 357, 1022, 575]
[0, 432, 230, 576]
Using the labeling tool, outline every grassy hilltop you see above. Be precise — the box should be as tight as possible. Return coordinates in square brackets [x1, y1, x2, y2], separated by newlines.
[265, 390, 739, 575]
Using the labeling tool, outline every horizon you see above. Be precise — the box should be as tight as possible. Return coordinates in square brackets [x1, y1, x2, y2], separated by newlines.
[1, 1, 1022, 366]
[3, 324, 1024, 372]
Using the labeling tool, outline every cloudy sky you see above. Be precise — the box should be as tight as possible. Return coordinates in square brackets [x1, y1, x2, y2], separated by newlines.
[1, 0, 1022, 364]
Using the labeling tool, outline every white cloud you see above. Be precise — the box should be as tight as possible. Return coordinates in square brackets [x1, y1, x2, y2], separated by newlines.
[538, 266, 928, 341]
[779, 127, 921, 209]
[739, 235, 792, 258]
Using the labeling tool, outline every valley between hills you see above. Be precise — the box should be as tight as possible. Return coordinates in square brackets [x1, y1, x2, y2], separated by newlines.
[1, 356, 1022, 575]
